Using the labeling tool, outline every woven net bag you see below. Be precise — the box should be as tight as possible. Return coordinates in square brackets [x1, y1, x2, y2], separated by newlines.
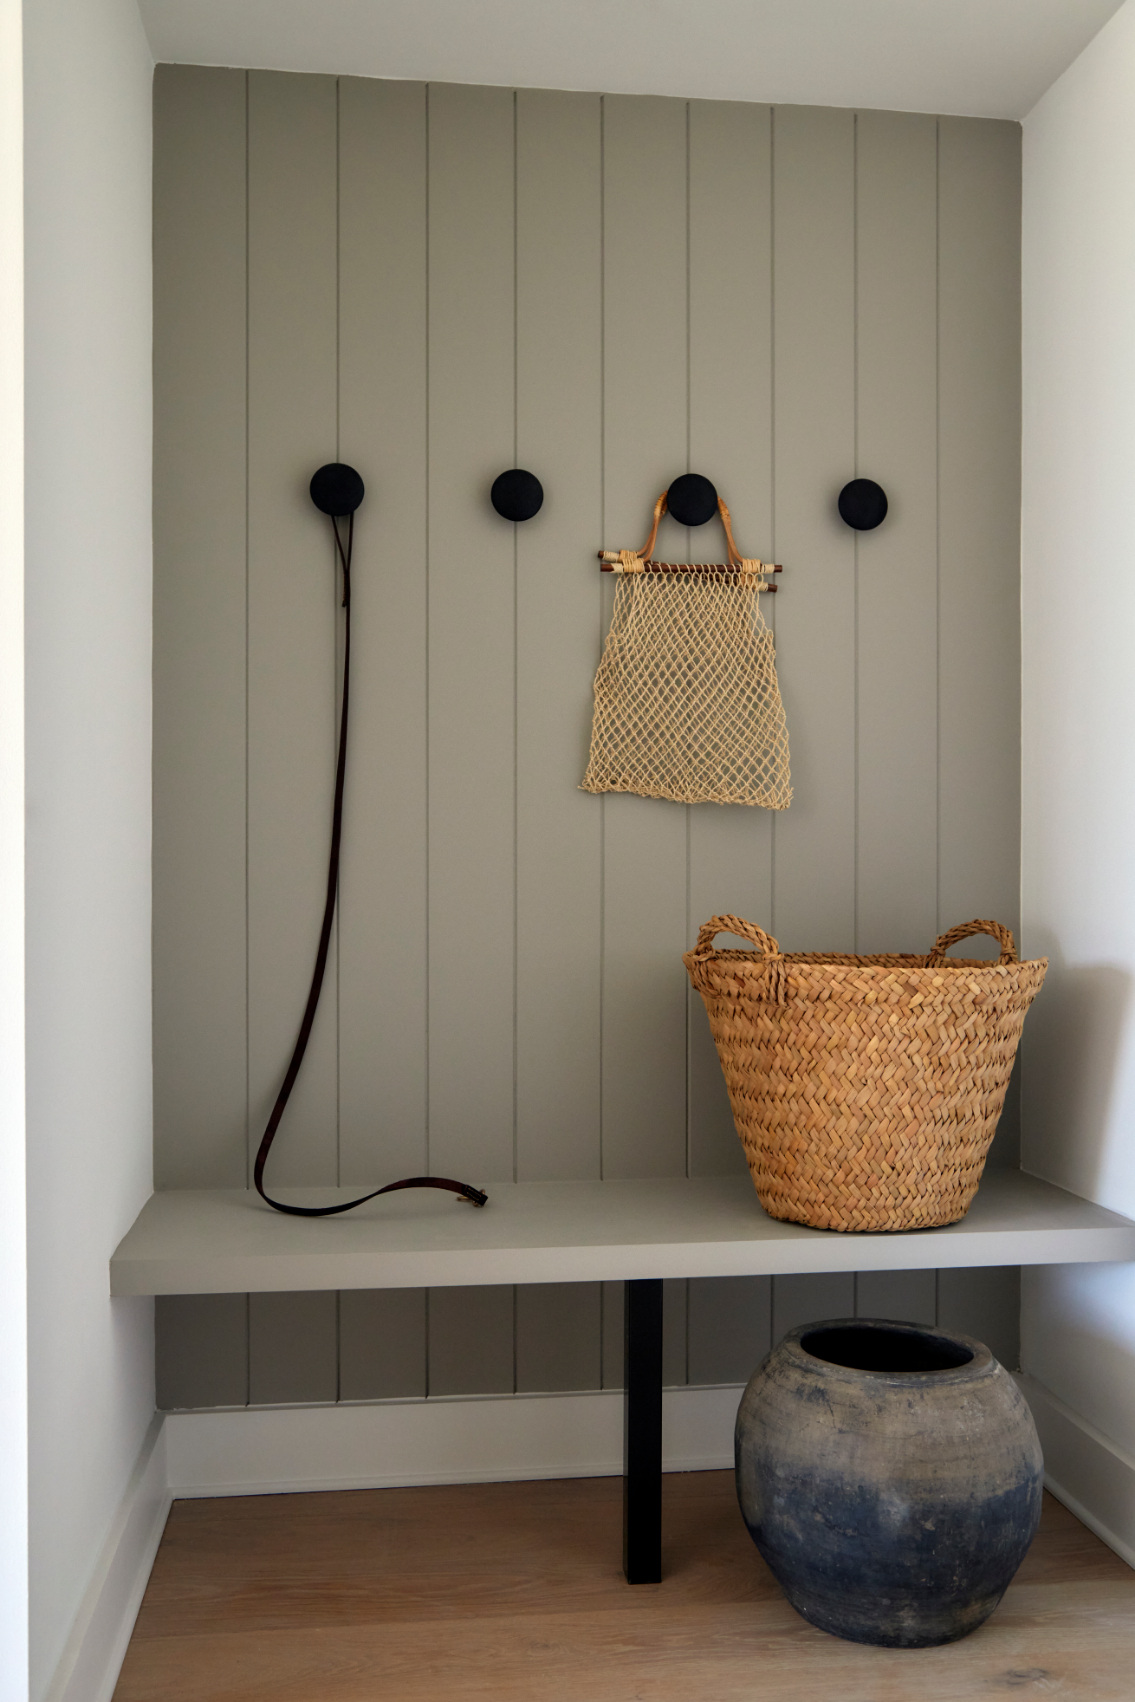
[684, 916, 1047, 1232]
[581, 493, 791, 808]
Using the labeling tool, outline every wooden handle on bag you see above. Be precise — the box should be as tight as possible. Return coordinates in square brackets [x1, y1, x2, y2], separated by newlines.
[597, 493, 779, 579]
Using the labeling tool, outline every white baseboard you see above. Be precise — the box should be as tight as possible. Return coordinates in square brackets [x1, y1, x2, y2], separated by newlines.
[1017, 1373, 1135, 1571]
[43, 1414, 171, 1702]
[165, 1383, 744, 1499]
[46, 1384, 741, 1698]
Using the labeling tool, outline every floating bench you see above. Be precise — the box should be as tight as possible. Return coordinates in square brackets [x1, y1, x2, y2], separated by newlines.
[112, 1169, 1135, 1582]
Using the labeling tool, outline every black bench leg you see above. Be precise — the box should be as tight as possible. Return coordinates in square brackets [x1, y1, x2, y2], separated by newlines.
[623, 1277, 663, 1584]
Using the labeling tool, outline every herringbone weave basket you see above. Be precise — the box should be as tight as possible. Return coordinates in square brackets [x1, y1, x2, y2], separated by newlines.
[684, 916, 1047, 1232]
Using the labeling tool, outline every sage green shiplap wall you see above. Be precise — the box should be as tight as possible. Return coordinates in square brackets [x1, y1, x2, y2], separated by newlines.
[152, 67, 1023, 1410]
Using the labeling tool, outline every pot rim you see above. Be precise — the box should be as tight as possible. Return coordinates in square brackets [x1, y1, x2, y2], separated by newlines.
[782, 1317, 995, 1385]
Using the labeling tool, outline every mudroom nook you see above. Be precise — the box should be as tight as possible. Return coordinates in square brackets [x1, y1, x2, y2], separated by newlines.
[8, 3, 1135, 1699]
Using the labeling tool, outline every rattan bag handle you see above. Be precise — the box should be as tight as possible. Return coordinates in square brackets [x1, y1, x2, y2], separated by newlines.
[632, 493, 752, 570]
[688, 915, 787, 1004]
[927, 919, 1018, 966]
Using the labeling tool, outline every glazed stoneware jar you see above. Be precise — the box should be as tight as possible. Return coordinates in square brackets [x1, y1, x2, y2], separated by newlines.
[735, 1319, 1043, 1647]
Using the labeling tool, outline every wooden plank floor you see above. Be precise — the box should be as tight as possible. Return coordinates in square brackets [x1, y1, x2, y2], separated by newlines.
[114, 1473, 1134, 1701]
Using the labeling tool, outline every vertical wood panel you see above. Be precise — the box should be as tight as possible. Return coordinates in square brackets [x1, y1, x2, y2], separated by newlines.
[938, 1267, 1021, 1371]
[334, 79, 431, 1400]
[937, 120, 1021, 943]
[246, 71, 340, 1188]
[663, 1278, 689, 1387]
[338, 1290, 427, 1400]
[428, 1287, 515, 1397]
[771, 107, 856, 952]
[515, 90, 603, 1183]
[516, 1285, 601, 1392]
[248, 1292, 338, 1405]
[512, 88, 605, 1393]
[427, 83, 517, 1183]
[601, 96, 690, 1180]
[938, 117, 1022, 1177]
[772, 1272, 855, 1343]
[156, 1295, 248, 1410]
[426, 83, 518, 1395]
[856, 1269, 936, 1325]
[244, 71, 341, 1403]
[686, 101, 774, 1179]
[152, 65, 248, 1189]
[688, 1276, 771, 1385]
[855, 112, 939, 954]
[337, 79, 429, 1185]
[151, 69, 252, 1402]
[601, 1280, 624, 1389]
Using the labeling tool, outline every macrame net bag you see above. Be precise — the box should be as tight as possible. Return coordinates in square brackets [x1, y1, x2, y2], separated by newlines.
[581, 493, 791, 808]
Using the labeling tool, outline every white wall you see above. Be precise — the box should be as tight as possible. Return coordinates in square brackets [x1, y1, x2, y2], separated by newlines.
[1021, 0, 1135, 1548]
[0, 0, 27, 1695]
[22, 0, 155, 1695]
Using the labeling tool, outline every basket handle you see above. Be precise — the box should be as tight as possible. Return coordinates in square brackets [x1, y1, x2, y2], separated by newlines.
[688, 915, 787, 1004]
[690, 915, 782, 961]
[927, 919, 1018, 966]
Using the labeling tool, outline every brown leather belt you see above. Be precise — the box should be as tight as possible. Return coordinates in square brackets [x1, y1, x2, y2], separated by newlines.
[253, 502, 487, 1218]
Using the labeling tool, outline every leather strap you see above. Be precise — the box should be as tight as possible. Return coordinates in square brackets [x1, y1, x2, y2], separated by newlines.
[252, 511, 488, 1217]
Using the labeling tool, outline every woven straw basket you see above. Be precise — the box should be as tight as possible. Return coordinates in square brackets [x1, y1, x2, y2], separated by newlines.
[684, 916, 1047, 1233]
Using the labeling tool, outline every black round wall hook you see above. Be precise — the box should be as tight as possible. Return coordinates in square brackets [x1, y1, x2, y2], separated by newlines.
[491, 468, 544, 522]
[666, 473, 718, 527]
[838, 478, 888, 531]
[310, 462, 365, 517]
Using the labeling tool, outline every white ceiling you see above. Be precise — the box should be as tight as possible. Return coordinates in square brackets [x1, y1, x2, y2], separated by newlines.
[138, 0, 1123, 120]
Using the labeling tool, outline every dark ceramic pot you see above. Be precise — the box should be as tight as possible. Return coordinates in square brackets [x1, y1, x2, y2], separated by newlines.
[735, 1319, 1043, 1648]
